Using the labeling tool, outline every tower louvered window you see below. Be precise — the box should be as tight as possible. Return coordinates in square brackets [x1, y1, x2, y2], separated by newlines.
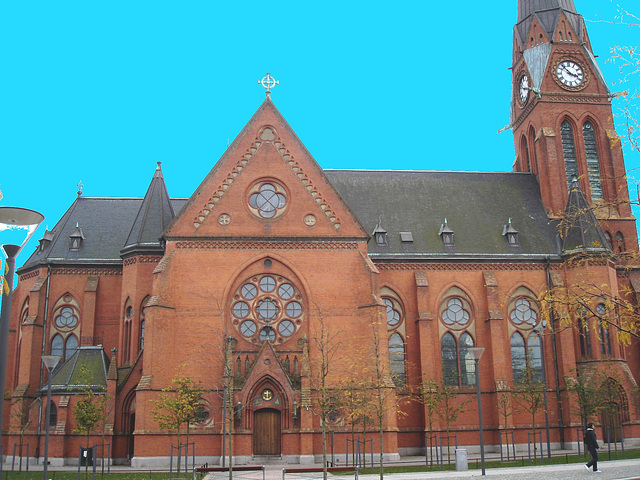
[583, 122, 603, 199]
[561, 121, 578, 191]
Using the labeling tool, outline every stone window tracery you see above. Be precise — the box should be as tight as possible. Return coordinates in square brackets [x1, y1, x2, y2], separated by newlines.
[248, 181, 287, 219]
[440, 297, 472, 328]
[231, 274, 303, 344]
[509, 297, 539, 327]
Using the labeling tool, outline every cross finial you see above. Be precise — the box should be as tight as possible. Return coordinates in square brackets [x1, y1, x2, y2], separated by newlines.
[259, 72, 279, 96]
[77, 181, 84, 196]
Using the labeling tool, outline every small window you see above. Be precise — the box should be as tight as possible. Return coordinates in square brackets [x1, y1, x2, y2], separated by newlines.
[48, 401, 57, 427]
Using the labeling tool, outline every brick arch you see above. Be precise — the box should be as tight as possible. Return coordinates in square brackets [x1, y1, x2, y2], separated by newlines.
[243, 375, 292, 431]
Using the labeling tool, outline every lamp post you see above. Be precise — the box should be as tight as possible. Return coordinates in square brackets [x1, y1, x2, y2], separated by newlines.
[0, 207, 44, 470]
[468, 347, 486, 476]
[41, 355, 60, 480]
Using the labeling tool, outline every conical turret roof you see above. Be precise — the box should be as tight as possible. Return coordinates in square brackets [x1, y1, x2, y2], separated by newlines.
[561, 180, 612, 257]
[121, 162, 175, 256]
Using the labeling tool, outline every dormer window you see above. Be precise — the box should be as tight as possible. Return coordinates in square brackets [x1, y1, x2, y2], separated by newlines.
[438, 219, 455, 247]
[503, 218, 520, 246]
[372, 223, 388, 246]
[69, 223, 85, 251]
[38, 229, 54, 253]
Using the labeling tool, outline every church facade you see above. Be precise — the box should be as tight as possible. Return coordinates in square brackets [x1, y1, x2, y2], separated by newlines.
[2, 0, 640, 466]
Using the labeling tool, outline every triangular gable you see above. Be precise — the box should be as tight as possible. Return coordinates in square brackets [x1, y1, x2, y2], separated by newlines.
[237, 341, 296, 404]
[165, 98, 368, 240]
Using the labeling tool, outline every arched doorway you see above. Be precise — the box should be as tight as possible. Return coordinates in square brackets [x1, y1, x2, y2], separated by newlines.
[253, 408, 281, 455]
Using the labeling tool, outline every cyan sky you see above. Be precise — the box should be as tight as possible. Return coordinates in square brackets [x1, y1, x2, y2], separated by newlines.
[1, 0, 638, 260]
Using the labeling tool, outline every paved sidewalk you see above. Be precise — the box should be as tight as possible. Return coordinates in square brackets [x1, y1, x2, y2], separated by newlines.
[200, 458, 640, 480]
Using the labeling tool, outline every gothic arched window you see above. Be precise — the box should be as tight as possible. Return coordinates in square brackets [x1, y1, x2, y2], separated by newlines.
[123, 302, 133, 362]
[579, 317, 592, 358]
[583, 122, 603, 200]
[442, 332, 458, 386]
[441, 332, 476, 386]
[65, 334, 78, 360]
[561, 120, 578, 191]
[511, 331, 544, 383]
[48, 401, 57, 427]
[615, 232, 626, 253]
[51, 334, 63, 358]
[389, 333, 406, 387]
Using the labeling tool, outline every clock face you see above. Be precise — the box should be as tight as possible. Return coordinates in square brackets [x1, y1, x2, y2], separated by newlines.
[556, 60, 584, 87]
[519, 74, 530, 103]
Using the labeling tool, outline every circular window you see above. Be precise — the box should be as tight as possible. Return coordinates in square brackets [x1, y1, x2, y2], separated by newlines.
[441, 298, 471, 327]
[55, 307, 78, 329]
[231, 273, 303, 344]
[509, 297, 538, 327]
[248, 181, 287, 219]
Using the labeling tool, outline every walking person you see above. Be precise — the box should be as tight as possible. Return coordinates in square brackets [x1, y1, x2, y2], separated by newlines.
[584, 423, 601, 473]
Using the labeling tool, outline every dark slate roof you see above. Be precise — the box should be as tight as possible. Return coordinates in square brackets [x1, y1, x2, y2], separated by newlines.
[18, 197, 188, 271]
[561, 180, 612, 257]
[46, 346, 110, 394]
[518, 0, 576, 23]
[324, 170, 561, 259]
[516, 0, 583, 49]
[20, 170, 562, 267]
[122, 163, 176, 256]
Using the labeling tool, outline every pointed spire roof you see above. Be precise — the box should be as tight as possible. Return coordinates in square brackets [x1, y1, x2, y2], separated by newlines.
[516, 0, 583, 50]
[561, 180, 612, 257]
[517, 0, 577, 23]
[122, 162, 175, 256]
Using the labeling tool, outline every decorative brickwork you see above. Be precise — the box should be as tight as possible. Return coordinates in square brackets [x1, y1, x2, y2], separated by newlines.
[51, 268, 122, 276]
[192, 126, 342, 231]
[175, 240, 359, 250]
[18, 270, 41, 282]
[376, 262, 552, 271]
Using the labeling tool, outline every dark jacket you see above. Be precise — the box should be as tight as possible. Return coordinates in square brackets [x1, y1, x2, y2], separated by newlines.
[584, 428, 599, 451]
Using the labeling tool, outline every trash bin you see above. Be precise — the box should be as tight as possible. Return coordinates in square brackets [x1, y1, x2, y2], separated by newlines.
[455, 448, 468, 471]
[80, 448, 93, 466]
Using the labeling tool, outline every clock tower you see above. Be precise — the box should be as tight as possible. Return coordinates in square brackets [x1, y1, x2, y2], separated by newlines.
[511, 0, 637, 252]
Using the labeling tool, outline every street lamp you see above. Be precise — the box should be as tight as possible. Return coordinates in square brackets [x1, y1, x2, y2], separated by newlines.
[468, 346, 486, 476]
[0, 207, 44, 470]
[41, 355, 60, 480]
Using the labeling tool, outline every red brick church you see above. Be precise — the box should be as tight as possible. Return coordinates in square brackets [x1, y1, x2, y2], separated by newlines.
[2, 0, 639, 467]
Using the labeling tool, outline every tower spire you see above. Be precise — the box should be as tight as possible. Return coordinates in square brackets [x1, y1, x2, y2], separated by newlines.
[517, 0, 577, 23]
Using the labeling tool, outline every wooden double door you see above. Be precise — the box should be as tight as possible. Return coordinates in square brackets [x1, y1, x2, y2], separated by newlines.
[253, 408, 281, 455]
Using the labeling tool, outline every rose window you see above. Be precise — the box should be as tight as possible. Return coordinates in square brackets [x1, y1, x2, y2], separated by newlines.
[231, 274, 303, 344]
[249, 182, 287, 219]
[510, 298, 538, 327]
